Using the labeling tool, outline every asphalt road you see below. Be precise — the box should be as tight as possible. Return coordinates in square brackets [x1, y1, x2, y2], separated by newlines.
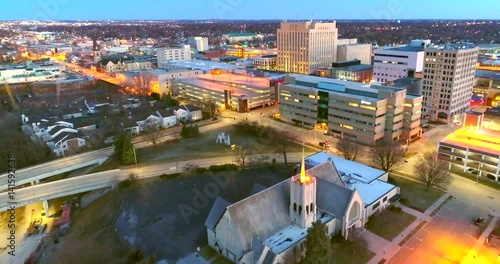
[0, 152, 313, 212]
[389, 198, 489, 264]
[0, 170, 127, 212]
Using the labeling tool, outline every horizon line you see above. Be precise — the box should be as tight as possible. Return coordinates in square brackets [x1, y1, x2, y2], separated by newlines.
[2, 18, 500, 22]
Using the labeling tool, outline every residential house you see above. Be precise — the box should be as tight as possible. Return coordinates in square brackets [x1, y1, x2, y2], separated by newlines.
[174, 104, 202, 123]
[156, 108, 177, 128]
[45, 125, 78, 142]
[49, 132, 87, 156]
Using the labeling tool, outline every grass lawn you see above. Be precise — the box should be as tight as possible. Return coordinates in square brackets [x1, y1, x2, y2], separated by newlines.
[138, 124, 312, 164]
[198, 246, 217, 260]
[390, 175, 445, 212]
[366, 209, 416, 241]
[332, 239, 375, 264]
[39, 188, 137, 264]
[89, 155, 121, 173]
[450, 166, 500, 191]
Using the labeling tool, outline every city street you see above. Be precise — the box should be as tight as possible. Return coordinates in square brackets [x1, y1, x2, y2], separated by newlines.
[389, 199, 492, 264]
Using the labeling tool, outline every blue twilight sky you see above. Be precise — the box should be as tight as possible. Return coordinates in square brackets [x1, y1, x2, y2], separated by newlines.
[3, 0, 500, 20]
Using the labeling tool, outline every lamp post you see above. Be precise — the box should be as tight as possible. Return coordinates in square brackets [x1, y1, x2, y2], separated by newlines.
[476, 162, 480, 183]
[133, 147, 138, 168]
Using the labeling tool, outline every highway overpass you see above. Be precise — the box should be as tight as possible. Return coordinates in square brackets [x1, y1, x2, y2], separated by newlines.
[0, 152, 313, 212]
[0, 169, 128, 212]
[0, 147, 114, 191]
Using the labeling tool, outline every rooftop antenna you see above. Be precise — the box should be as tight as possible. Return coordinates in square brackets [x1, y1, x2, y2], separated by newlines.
[310, 14, 313, 22]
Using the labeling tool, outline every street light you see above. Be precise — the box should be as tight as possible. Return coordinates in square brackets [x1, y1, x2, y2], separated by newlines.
[133, 147, 138, 168]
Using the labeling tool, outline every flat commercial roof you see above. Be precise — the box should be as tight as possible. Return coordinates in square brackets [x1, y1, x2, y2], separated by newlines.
[349, 180, 397, 206]
[305, 152, 386, 184]
[197, 73, 271, 89]
[176, 74, 272, 98]
[440, 128, 500, 156]
[166, 59, 242, 71]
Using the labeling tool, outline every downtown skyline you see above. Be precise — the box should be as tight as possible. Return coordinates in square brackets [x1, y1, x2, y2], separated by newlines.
[2, 0, 500, 21]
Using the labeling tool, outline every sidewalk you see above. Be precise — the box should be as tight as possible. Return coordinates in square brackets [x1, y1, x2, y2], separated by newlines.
[366, 193, 452, 264]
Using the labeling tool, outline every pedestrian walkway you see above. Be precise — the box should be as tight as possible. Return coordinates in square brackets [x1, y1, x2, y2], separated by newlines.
[366, 193, 453, 264]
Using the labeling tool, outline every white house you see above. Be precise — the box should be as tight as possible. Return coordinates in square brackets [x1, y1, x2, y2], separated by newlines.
[174, 105, 203, 123]
[50, 132, 87, 157]
[205, 152, 400, 264]
[45, 125, 78, 142]
[156, 109, 177, 128]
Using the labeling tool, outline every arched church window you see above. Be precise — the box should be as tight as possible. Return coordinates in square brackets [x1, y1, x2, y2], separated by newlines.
[310, 203, 314, 213]
[293, 203, 297, 212]
[306, 205, 309, 215]
[298, 205, 302, 215]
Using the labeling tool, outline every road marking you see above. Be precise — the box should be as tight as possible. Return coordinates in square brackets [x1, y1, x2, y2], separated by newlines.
[445, 206, 453, 210]
[404, 246, 414, 250]
[414, 236, 423, 242]
[422, 229, 430, 233]
[437, 215, 445, 218]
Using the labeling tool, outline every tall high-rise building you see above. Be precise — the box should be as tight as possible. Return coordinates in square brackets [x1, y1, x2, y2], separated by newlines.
[422, 43, 479, 123]
[277, 21, 338, 75]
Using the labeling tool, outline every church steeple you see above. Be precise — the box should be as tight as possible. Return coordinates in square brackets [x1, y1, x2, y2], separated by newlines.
[290, 146, 316, 228]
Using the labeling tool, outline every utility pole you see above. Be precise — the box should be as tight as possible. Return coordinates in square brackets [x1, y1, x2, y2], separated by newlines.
[133, 147, 138, 168]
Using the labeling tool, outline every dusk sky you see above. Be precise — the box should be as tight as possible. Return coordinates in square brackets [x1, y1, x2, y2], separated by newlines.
[3, 0, 500, 21]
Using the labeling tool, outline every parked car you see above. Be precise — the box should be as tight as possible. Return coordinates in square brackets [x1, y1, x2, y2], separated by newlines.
[486, 173, 497, 181]
[319, 141, 329, 148]
[474, 217, 484, 226]
[467, 168, 479, 175]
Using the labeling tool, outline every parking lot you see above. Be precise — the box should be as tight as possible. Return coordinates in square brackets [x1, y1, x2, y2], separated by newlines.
[389, 197, 490, 264]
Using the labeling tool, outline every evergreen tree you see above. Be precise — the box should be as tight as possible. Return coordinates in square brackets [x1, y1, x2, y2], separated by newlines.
[302, 221, 333, 264]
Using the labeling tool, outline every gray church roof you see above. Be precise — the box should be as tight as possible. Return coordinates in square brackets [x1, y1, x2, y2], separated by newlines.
[304, 161, 345, 187]
[316, 177, 354, 218]
[226, 180, 292, 250]
[249, 183, 267, 196]
[205, 196, 231, 231]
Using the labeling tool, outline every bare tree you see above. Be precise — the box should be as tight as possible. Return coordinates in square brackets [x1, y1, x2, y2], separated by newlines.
[274, 129, 294, 165]
[134, 72, 154, 96]
[233, 145, 252, 168]
[145, 126, 162, 147]
[336, 138, 360, 161]
[414, 151, 452, 190]
[369, 142, 406, 172]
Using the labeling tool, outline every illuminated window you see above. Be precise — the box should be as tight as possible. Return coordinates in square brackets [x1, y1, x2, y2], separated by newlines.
[404, 103, 413, 107]
[294, 99, 300, 103]
[349, 102, 359, 107]
[284, 97, 289, 100]
[340, 124, 354, 130]
[360, 105, 376, 111]
[308, 95, 316, 99]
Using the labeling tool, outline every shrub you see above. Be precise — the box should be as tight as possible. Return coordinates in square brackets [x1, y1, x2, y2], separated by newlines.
[195, 167, 208, 174]
[399, 198, 410, 206]
[389, 205, 402, 213]
[209, 164, 238, 172]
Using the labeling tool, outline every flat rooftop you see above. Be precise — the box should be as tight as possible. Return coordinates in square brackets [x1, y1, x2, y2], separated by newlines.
[376, 45, 425, 53]
[165, 59, 243, 71]
[475, 70, 500, 79]
[198, 73, 271, 88]
[264, 213, 333, 254]
[337, 64, 373, 71]
[305, 152, 386, 184]
[176, 74, 271, 98]
[440, 128, 500, 156]
[348, 180, 397, 206]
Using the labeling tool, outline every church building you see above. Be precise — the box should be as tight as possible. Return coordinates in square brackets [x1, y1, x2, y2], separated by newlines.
[205, 151, 399, 264]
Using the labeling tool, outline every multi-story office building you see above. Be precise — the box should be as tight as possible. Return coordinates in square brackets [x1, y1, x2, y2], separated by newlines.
[373, 40, 429, 84]
[422, 43, 479, 123]
[279, 74, 423, 144]
[253, 55, 277, 71]
[277, 21, 338, 75]
[156, 45, 192, 64]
